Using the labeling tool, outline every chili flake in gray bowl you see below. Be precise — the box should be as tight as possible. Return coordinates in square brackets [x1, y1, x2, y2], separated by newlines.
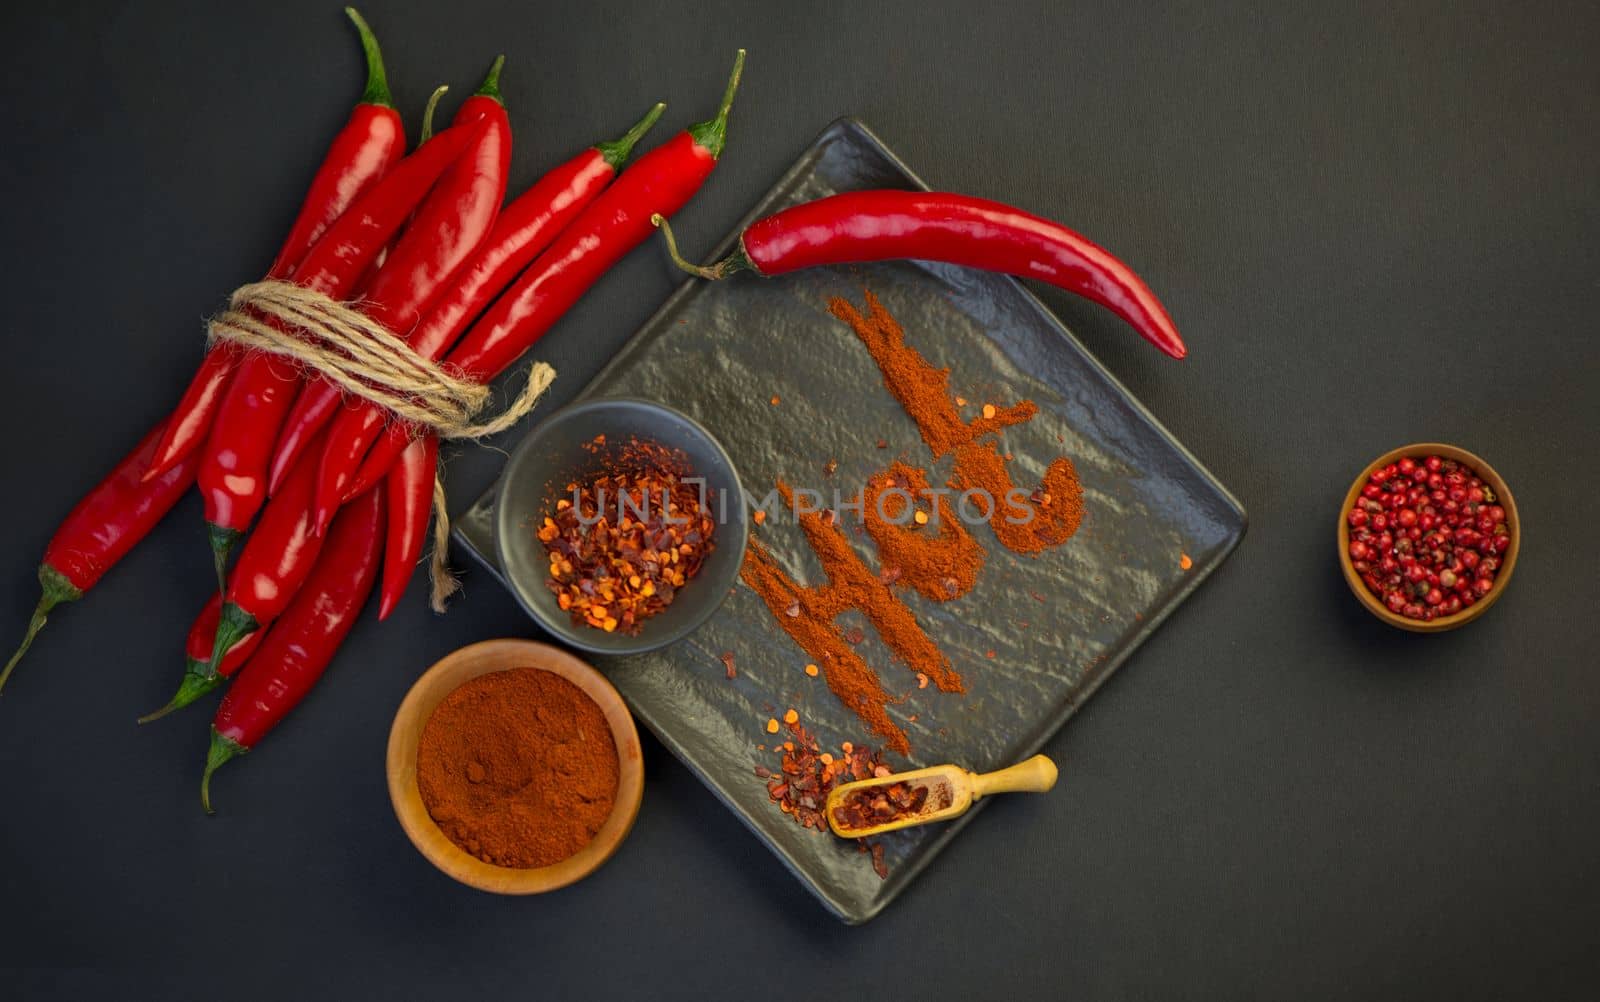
[494, 398, 748, 655]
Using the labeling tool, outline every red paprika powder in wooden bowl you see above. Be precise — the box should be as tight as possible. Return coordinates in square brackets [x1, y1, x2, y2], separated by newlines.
[387, 639, 644, 894]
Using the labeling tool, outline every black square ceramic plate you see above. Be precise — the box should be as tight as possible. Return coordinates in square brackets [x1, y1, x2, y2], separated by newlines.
[453, 118, 1246, 923]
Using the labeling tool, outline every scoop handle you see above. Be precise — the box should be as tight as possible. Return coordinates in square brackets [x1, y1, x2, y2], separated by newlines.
[968, 755, 1058, 800]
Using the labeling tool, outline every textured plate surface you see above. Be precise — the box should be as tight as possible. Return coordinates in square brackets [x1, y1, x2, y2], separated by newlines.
[454, 118, 1246, 923]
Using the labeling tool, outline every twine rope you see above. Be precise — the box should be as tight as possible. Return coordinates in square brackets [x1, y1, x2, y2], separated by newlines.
[208, 279, 558, 612]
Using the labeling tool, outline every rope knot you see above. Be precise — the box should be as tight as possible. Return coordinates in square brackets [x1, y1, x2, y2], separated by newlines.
[207, 279, 557, 611]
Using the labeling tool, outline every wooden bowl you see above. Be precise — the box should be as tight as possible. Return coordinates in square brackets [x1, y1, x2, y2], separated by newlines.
[386, 639, 644, 894]
[1337, 443, 1520, 632]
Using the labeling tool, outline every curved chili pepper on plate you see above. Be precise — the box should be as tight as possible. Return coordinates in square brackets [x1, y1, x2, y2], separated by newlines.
[184, 594, 265, 682]
[143, 433, 335, 721]
[272, 59, 516, 504]
[1, 416, 199, 693]
[201, 486, 385, 814]
[377, 434, 438, 619]
[144, 8, 406, 482]
[656, 189, 1186, 360]
[343, 52, 746, 498]
[193, 117, 488, 587]
[303, 102, 666, 523]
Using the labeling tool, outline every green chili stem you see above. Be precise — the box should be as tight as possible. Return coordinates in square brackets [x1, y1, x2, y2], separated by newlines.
[0, 566, 80, 695]
[473, 55, 507, 102]
[420, 85, 449, 143]
[687, 49, 746, 160]
[137, 671, 223, 725]
[200, 730, 247, 815]
[345, 8, 395, 109]
[595, 102, 667, 171]
[652, 215, 753, 281]
[208, 524, 242, 597]
[652, 215, 722, 279]
[1, 600, 54, 695]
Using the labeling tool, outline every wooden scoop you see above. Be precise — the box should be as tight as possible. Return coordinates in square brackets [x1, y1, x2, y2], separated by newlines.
[824, 754, 1058, 838]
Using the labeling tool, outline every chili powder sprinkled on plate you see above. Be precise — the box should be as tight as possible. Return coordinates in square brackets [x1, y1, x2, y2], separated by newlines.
[741, 480, 962, 755]
[829, 290, 1084, 554]
[742, 291, 1087, 754]
[417, 667, 619, 869]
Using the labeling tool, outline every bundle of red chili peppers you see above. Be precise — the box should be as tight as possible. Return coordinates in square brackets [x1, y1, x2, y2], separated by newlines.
[1, 9, 750, 812]
[4, 8, 1187, 816]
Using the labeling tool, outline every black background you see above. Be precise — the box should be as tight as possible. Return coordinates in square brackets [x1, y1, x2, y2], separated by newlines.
[3, 1, 1597, 997]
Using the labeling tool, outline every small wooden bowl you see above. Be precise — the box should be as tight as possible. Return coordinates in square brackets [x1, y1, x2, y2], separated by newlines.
[1337, 443, 1520, 632]
[386, 639, 644, 894]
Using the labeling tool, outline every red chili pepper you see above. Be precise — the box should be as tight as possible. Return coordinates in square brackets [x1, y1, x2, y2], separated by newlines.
[142, 432, 335, 721]
[193, 117, 488, 587]
[301, 103, 666, 524]
[143, 9, 405, 482]
[343, 52, 745, 497]
[657, 189, 1186, 359]
[377, 434, 438, 619]
[183, 594, 265, 681]
[200, 485, 385, 814]
[271, 59, 519, 502]
[2, 415, 200, 693]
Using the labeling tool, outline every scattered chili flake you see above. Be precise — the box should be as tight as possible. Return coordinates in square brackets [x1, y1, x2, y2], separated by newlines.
[955, 396, 967, 406]
[913, 510, 929, 526]
[916, 672, 928, 689]
[843, 626, 866, 645]
[876, 439, 888, 449]
[765, 718, 780, 734]
[982, 403, 997, 419]
[783, 708, 799, 725]
[753, 509, 767, 525]
[985, 649, 996, 659]
[769, 395, 781, 406]
[720, 651, 737, 679]
[759, 720, 895, 876]
[539, 441, 714, 636]
[1179, 552, 1193, 570]
[823, 458, 838, 477]
[805, 663, 819, 677]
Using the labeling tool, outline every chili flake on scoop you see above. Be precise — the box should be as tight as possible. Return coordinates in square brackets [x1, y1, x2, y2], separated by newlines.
[537, 441, 715, 635]
[830, 778, 954, 833]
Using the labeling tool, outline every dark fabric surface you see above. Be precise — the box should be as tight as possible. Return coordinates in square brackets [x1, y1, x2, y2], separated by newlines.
[1, 1, 1595, 997]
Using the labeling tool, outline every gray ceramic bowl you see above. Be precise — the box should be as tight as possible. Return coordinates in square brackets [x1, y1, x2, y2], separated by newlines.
[493, 398, 748, 655]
